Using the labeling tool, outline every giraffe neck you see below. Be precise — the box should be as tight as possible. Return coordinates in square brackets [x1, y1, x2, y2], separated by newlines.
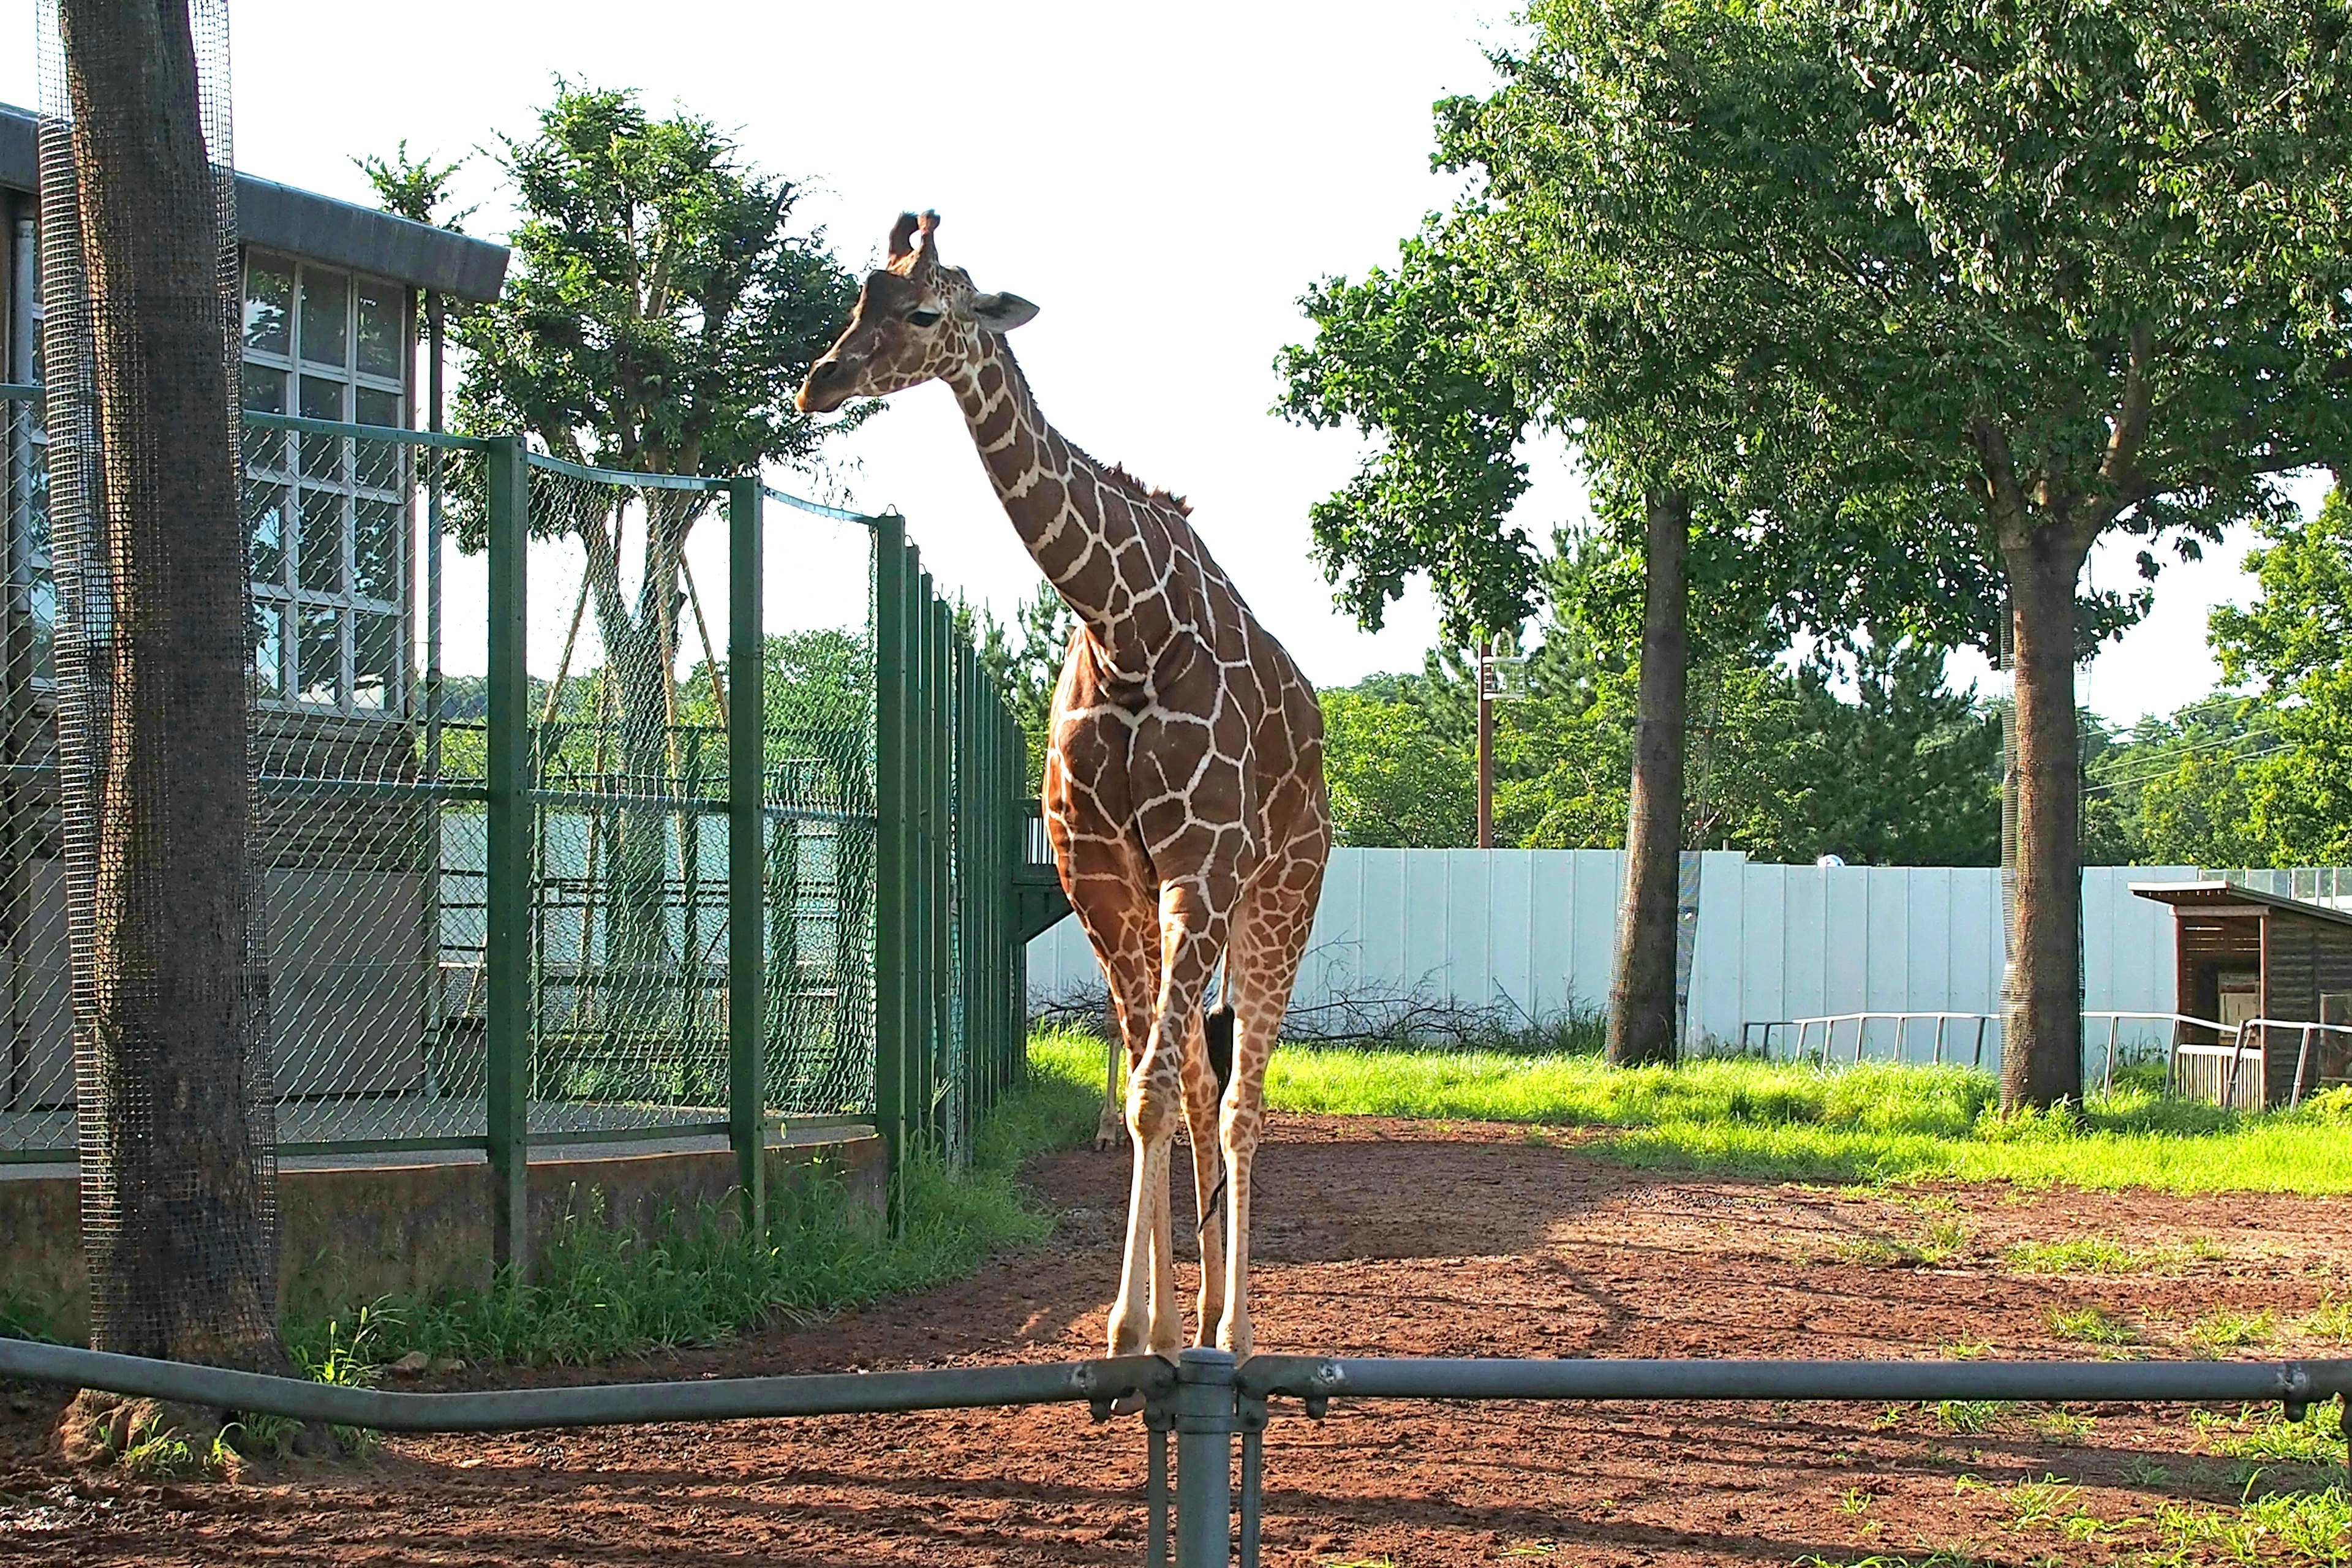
[943, 334, 1174, 673]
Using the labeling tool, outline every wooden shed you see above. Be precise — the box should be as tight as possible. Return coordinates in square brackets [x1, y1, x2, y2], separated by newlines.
[2130, 880, 2352, 1107]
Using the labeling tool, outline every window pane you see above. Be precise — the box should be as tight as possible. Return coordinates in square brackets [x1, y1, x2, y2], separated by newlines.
[297, 269, 349, 368]
[297, 489, 345, 594]
[355, 279, 402, 379]
[352, 386, 404, 489]
[353, 499, 401, 602]
[296, 605, 341, 705]
[299, 375, 345, 481]
[353, 385, 401, 428]
[244, 258, 291, 356]
[241, 366, 287, 472]
[252, 601, 284, 696]
[248, 482, 289, 586]
[353, 612, 399, 711]
[28, 575, 55, 687]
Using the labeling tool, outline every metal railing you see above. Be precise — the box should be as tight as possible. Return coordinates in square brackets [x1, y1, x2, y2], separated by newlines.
[1741, 1011, 1992, 1067]
[3, 1336, 2345, 1568]
[2244, 1017, 2352, 1108]
[1738, 1009, 2306, 1104]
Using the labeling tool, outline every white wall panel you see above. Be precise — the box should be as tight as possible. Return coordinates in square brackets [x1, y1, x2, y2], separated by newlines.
[1027, 851, 2216, 1056]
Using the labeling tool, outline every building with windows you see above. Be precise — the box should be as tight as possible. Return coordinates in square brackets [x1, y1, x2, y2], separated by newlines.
[1, 101, 508, 1146]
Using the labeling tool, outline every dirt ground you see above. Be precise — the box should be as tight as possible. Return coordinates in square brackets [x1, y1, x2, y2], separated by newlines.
[4, 1114, 2349, 1566]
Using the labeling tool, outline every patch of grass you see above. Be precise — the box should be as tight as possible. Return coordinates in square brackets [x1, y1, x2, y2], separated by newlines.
[2196, 1398, 2347, 1467]
[1941, 1338, 1994, 1359]
[1260, 1046, 2352, 1193]
[1933, 1399, 2010, 1434]
[1913, 1215, 1974, 1265]
[2034, 1409, 2097, 1444]
[2187, 1307, 2278, 1354]
[2046, 1304, 2138, 1344]
[2305, 1297, 2352, 1345]
[2005, 1236, 2220, 1275]
[288, 1039, 1099, 1374]
[2151, 1484, 2352, 1567]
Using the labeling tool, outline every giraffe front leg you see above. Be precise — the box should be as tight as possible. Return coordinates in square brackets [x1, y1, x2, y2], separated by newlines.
[1217, 1080, 1264, 1360]
[1107, 881, 1223, 1361]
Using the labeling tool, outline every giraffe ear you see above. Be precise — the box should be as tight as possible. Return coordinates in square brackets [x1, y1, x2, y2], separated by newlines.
[967, 292, 1039, 334]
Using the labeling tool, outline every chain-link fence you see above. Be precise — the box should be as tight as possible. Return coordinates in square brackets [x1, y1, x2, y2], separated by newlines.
[0, 381, 69, 1160]
[6, 383, 1033, 1210]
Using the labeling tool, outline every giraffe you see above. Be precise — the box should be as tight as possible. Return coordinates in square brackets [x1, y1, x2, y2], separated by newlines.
[797, 213, 1330, 1360]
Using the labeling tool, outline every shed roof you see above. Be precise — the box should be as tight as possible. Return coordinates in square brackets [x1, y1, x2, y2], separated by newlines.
[1, 102, 507, 302]
[2130, 879, 2352, 930]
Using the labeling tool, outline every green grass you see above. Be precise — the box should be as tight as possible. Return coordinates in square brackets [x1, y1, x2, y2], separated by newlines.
[2152, 1486, 2351, 1567]
[2045, 1304, 2138, 1344]
[1254, 1046, 2352, 1193]
[2004, 1236, 2222, 1274]
[2196, 1398, 2347, 1468]
[2306, 1296, 2352, 1344]
[2187, 1306, 2279, 1354]
[288, 1040, 1099, 1374]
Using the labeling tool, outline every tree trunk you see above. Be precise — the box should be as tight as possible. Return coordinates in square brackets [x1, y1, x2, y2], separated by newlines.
[56, 0, 277, 1363]
[1607, 489, 1688, 1068]
[584, 500, 693, 1065]
[2000, 528, 2087, 1109]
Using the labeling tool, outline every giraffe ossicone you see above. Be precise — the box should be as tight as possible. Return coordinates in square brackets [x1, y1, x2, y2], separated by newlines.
[798, 211, 1331, 1361]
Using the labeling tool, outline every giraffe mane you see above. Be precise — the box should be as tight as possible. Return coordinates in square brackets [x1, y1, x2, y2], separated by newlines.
[1098, 461, 1193, 517]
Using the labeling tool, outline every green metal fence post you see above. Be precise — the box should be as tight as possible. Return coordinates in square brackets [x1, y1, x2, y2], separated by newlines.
[911, 568, 933, 1156]
[872, 514, 910, 1217]
[727, 477, 766, 1233]
[484, 435, 531, 1278]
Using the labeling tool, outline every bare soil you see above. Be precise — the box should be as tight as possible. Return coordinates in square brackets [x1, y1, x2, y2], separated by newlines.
[5, 1114, 2348, 1566]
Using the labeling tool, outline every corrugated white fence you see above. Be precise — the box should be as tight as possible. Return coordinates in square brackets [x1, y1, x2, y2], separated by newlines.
[1025, 850, 2201, 1062]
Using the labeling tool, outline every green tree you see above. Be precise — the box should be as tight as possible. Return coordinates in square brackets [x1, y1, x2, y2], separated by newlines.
[1320, 683, 1477, 847]
[2210, 486, 2352, 862]
[1805, 0, 2352, 1106]
[962, 582, 1071, 791]
[448, 84, 865, 1027]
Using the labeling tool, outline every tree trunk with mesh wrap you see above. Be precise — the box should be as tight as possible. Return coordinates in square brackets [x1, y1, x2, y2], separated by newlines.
[1605, 489, 1687, 1068]
[56, 0, 279, 1364]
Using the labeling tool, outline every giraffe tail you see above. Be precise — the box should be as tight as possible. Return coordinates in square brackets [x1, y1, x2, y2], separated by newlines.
[1205, 1003, 1236, 1096]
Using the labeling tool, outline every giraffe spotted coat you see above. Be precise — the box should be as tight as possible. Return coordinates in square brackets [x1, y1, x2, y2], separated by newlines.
[798, 212, 1330, 1359]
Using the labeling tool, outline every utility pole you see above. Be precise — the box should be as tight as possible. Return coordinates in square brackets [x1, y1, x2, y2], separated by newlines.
[1476, 638, 1494, 850]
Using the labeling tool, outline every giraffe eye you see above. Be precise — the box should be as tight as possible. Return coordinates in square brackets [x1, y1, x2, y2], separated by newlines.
[907, 309, 943, 328]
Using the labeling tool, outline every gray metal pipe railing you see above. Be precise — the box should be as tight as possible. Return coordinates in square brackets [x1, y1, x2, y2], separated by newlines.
[1237, 1354, 2348, 1408]
[0, 1337, 1171, 1433]
[7, 1337, 2346, 1568]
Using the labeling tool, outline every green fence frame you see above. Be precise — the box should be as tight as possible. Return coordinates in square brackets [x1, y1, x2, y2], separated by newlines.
[0, 386, 1042, 1237]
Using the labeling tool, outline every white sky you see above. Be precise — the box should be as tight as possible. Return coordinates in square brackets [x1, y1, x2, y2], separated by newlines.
[1, 0, 2316, 721]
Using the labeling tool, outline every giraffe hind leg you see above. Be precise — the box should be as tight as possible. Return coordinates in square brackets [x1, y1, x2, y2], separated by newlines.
[1205, 1003, 1235, 1095]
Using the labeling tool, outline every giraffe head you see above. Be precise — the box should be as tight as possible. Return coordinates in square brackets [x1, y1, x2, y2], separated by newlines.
[796, 211, 1039, 414]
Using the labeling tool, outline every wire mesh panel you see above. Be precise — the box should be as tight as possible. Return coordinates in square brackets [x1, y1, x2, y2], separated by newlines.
[758, 490, 878, 1119]
[521, 458, 734, 1138]
[246, 413, 488, 1148]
